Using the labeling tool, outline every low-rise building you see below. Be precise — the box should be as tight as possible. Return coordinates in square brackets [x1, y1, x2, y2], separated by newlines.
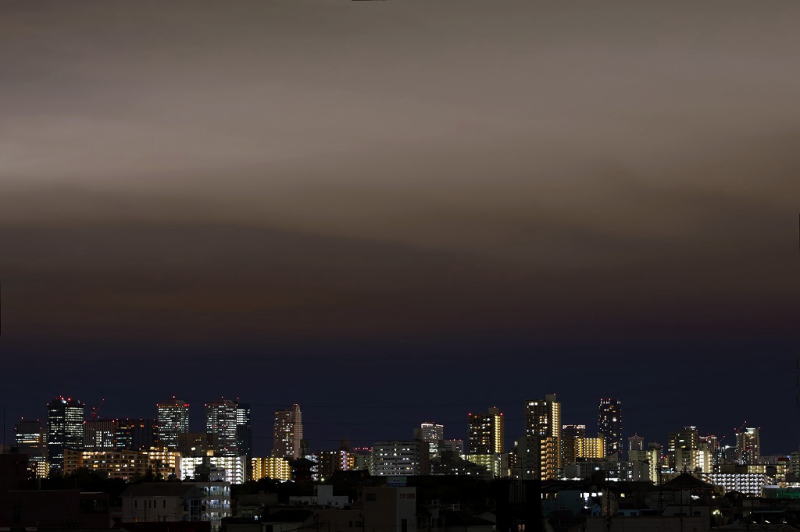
[121, 481, 231, 531]
[702, 473, 772, 497]
[63, 448, 180, 481]
[289, 485, 350, 508]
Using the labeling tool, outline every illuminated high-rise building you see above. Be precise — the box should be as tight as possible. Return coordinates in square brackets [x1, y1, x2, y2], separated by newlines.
[14, 418, 48, 479]
[236, 403, 253, 458]
[598, 398, 623, 458]
[524, 394, 561, 480]
[156, 397, 190, 450]
[46, 396, 85, 473]
[467, 407, 504, 455]
[416, 422, 445, 458]
[205, 398, 239, 456]
[735, 427, 760, 465]
[561, 424, 587, 467]
[272, 403, 303, 460]
[668, 426, 699, 470]
[115, 418, 155, 451]
[84, 419, 118, 450]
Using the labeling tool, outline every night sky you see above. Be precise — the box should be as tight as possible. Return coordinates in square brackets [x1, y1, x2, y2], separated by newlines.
[1, 0, 799, 455]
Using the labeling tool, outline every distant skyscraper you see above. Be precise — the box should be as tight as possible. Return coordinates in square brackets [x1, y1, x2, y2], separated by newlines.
[467, 407, 504, 455]
[115, 418, 155, 450]
[524, 394, 561, 480]
[14, 418, 48, 478]
[47, 396, 85, 473]
[416, 422, 445, 458]
[561, 424, 587, 467]
[598, 398, 623, 458]
[156, 398, 189, 450]
[84, 419, 118, 450]
[272, 404, 303, 460]
[205, 398, 239, 456]
[236, 403, 253, 458]
[735, 427, 760, 465]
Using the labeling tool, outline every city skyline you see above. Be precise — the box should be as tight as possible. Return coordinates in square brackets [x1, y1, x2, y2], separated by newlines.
[4, 393, 777, 459]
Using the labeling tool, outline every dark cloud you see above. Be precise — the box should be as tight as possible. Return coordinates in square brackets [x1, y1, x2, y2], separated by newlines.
[2, 0, 800, 450]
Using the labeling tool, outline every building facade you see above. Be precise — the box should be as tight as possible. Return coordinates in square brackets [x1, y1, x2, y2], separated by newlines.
[14, 418, 48, 479]
[370, 441, 429, 476]
[735, 427, 760, 465]
[251, 456, 292, 481]
[205, 399, 239, 456]
[467, 407, 504, 455]
[597, 397, 623, 458]
[84, 419, 118, 451]
[115, 418, 155, 451]
[121, 482, 231, 531]
[561, 424, 587, 468]
[179, 455, 247, 485]
[156, 398, 190, 450]
[417, 422, 445, 458]
[46, 396, 85, 473]
[524, 394, 561, 480]
[272, 403, 303, 460]
[236, 402, 253, 458]
[63, 448, 181, 481]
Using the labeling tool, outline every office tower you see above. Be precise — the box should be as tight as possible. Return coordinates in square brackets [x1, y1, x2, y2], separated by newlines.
[84, 419, 118, 450]
[236, 403, 253, 458]
[272, 403, 303, 460]
[205, 398, 239, 456]
[598, 398, 623, 458]
[156, 398, 190, 450]
[14, 418, 48, 478]
[575, 437, 605, 459]
[735, 427, 760, 465]
[47, 396, 85, 473]
[628, 434, 644, 452]
[416, 422, 445, 458]
[115, 418, 155, 450]
[524, 394, 561, 480]
[561, 424, 587, 467]
[467, 407, 504, 455]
